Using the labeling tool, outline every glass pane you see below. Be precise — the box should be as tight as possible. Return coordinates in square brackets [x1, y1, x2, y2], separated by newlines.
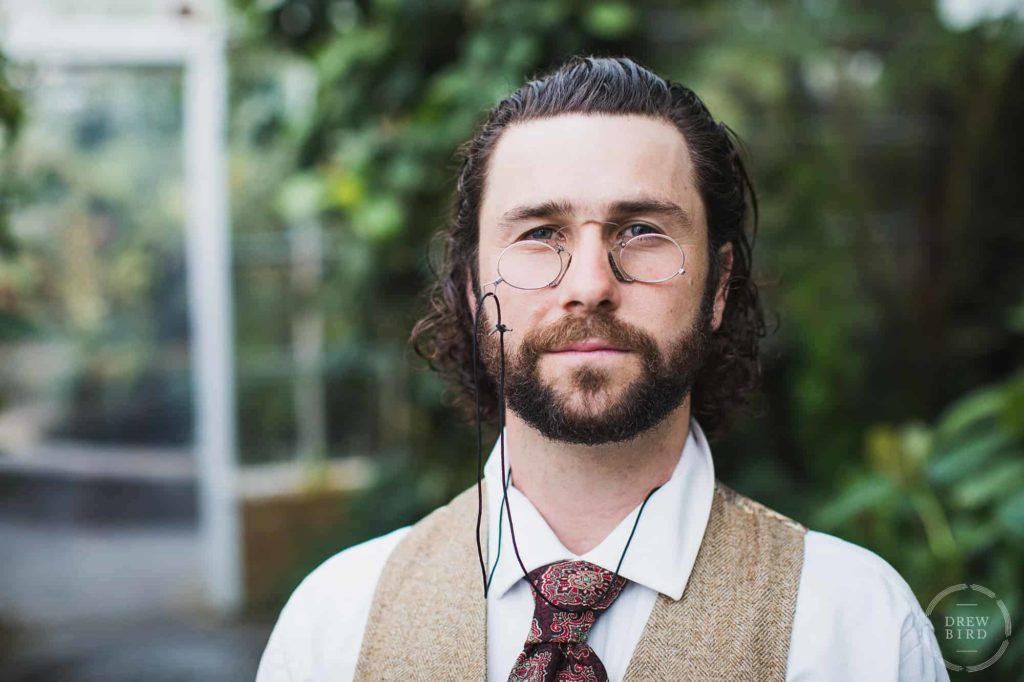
[0, 63, 197, 622]
[3, 63, 189, 450]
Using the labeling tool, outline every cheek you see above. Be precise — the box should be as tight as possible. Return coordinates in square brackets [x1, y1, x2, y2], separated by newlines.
[620, 279, 700, 341]
[639, 270, 700, 313]
[499, 290, 554, 332]
[476, 253, 491, 288]
[681, 250, 714, 309]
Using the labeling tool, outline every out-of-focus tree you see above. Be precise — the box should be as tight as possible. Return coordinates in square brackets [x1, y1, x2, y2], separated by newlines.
[0, 52, 23, 246]
[0, 52, 28, 382]
[817, 302, 1024, 670]
[229, 5, 1024, 663]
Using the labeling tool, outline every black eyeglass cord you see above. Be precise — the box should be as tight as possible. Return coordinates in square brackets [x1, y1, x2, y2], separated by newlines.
[472, 291, 661, 612]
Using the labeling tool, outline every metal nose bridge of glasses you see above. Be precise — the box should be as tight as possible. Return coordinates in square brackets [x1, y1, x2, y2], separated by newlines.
[483, 223, 688, 291]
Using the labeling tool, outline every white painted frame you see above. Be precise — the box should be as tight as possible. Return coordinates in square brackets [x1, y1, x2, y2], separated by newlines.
[1, 10, 241, 613]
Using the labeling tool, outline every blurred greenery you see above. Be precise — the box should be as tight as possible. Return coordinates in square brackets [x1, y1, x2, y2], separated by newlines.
[0, 53, 23, 247]
[816, 360, 1024, 673]
[228, 2, 1023, 673]
[0, 52, 27, 410]
[1, 65, 191, 444]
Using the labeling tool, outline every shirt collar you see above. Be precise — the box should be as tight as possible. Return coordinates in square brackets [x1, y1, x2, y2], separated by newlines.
[483, 418, 716, 601]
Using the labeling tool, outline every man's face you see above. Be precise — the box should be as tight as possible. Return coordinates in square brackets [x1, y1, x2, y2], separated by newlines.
[475, 114, 730, 445]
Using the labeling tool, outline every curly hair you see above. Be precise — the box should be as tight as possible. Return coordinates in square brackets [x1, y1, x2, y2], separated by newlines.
[410, 55, 764, 440]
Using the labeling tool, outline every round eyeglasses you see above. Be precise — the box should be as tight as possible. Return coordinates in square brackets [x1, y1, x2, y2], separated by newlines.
[487, 224, 686, 291]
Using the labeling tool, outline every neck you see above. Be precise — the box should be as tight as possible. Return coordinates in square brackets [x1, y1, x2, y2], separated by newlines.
[502, 402, 691, 555]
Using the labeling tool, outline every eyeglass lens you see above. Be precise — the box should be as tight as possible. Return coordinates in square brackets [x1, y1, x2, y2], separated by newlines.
[496, 234, 684, 290]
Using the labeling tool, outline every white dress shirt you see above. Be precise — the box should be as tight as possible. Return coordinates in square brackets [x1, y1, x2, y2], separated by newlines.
[257, 419, 950, 681]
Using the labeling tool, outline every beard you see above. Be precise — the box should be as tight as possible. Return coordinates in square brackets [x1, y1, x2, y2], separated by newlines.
[479, 283, 715, 446]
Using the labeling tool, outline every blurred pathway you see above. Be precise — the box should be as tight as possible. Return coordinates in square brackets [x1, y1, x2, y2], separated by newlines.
[0, 520, 270, 681]
[0, 520, 200, 625]
[1, 616, 271, 682]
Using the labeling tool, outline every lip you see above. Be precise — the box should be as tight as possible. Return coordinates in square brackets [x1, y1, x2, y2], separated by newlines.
[549, 340, 630, 353]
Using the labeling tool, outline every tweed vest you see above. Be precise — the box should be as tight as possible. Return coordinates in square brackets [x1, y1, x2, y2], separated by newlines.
[354, 479, 807, 681]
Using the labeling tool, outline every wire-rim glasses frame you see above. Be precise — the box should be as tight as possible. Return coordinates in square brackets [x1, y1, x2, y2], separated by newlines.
[483, 222, 688, 291]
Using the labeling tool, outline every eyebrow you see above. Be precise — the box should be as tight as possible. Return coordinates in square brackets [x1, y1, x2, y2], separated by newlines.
[497, 197, 693, 232]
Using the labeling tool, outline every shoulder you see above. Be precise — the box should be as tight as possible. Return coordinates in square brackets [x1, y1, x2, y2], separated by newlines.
[293, 525, 412, 603]
[787, 530, 948, 681]
[256, 525, 411, 682]
[800, 530, 921, 609]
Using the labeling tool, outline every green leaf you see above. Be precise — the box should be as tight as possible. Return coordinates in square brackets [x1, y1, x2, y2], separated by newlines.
[351, 197, 402, 242]
[866, 423, 902, 479]
[1000, 370, 1024, 439]
[583, 2, 636, 39]
[815, 474, 896, 529]
[900, 422, 934, 471]
[950, 458, 1024, 509]
[950, 519, 1000, 554]
[276, 172, 325, 223]
[995, 491, 1024, 541]
[934, 384, 1006, 443]
[928, 430, 1014, 485]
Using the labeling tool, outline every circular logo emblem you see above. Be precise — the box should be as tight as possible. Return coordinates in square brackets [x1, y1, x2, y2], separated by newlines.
[925, 584, 1011, 673]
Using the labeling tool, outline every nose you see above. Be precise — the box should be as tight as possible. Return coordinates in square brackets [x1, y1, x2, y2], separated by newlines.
[556, 229, 621, 314]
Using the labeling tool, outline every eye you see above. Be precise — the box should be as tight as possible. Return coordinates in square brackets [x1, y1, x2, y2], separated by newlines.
[520, 225, 561, 242]
[620, 221, 661, 239]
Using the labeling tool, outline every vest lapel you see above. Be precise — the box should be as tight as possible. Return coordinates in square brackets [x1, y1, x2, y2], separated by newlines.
[624, 480, 806, 681]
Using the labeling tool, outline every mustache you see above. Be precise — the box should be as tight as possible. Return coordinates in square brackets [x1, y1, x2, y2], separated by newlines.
[520, 313, 659, 357]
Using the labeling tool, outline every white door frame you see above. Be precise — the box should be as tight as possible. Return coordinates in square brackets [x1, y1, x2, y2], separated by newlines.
[1, 9, 242, 614]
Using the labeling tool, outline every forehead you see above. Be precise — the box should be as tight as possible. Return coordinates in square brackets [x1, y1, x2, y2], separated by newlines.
[479, 114, 703, 231]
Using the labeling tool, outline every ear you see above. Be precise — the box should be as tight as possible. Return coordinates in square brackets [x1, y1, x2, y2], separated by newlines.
[712, 242, 734, 332]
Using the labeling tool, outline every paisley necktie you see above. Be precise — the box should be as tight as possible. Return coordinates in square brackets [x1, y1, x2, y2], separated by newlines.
[507, 560, 627, 682]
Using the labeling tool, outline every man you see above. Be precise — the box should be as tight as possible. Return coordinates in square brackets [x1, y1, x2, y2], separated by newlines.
[257, 56, 948, 681]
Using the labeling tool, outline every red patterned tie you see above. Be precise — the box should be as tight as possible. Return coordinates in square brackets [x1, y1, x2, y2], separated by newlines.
[507, 560, 627, 682]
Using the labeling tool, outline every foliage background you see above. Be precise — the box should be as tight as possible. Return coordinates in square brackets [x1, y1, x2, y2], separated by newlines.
[227, 1, 1024, 675]
[0, 51, 25, 350]
[1, 0, 1021, 677]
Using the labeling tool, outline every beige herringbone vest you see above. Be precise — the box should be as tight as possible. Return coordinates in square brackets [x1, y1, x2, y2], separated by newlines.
[354, 479, 806, 681]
